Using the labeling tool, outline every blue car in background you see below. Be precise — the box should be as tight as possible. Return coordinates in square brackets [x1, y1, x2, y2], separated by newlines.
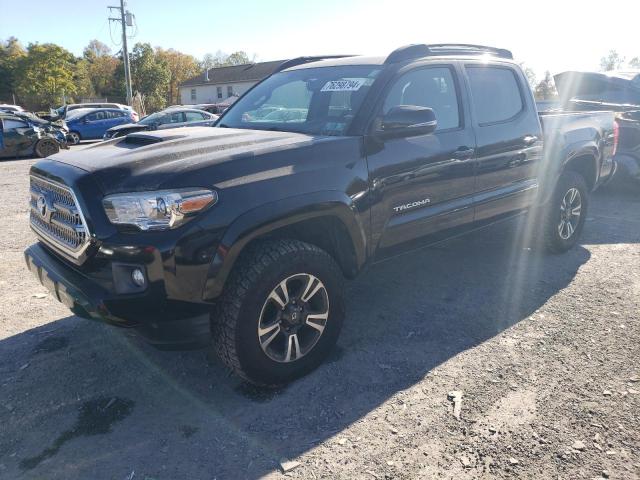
[65, 108, 137, 144]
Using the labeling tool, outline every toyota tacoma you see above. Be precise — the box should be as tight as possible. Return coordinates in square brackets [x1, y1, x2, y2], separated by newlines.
[25, 44, 618, 385]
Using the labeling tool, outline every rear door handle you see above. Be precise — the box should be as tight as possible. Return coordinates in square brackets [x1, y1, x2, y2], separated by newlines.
[453, 147, 475, 160]
[523, 135, 538, 146]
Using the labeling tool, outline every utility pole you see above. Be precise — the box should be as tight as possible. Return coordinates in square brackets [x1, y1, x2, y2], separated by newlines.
[109, 1, 133, 105]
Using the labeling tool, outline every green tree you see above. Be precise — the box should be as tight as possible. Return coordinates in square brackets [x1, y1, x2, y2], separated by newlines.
[156, 48, 199, 105]
[199, 50, 254, 70]
[129, 43, 170, 112]
[225, 51, 252, 66]
[15, 43, 77, 108]
[519, 62, 537, 89]
[600, 50, 624, 71]
[0, 37, 26, 102]
[73, 58, 94, 100]
[82, 39, 120, 99]
[83, 39, 112, 61]
[535, 71, 557, 100]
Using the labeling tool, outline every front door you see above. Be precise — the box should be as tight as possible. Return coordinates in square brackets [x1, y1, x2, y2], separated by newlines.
[367, 64, 477, 258]
[83, 111, 107, 139]
[1, 119, 32, 157]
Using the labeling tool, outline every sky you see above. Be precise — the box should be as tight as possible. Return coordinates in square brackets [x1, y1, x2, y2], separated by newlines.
[1, 0, 639, 82]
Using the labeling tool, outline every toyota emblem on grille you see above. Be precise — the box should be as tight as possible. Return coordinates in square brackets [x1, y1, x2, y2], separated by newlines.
[36, 193, 55, 223]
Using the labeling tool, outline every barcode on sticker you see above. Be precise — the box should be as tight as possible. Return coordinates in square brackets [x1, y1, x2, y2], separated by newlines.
[321, 78, 367, 92]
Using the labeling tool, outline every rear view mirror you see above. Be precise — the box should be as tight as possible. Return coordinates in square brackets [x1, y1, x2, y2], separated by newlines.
[379, 106, 437, 138]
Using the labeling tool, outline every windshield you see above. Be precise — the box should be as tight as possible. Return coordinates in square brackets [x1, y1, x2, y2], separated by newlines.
[219, 65, 382, 136]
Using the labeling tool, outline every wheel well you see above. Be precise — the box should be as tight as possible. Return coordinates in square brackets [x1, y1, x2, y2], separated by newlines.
[246, 216, 360, 278]
[564, 155, 597, 191]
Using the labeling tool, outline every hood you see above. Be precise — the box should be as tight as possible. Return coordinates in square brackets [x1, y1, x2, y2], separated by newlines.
[106, 123, 148, 133]
[50, 126, 334, 194]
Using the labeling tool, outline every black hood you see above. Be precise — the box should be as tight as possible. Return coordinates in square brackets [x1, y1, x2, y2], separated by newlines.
[49, 126, 341, 194]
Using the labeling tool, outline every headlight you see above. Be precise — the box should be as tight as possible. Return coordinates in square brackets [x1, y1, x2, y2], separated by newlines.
[102, 188, 217, 230]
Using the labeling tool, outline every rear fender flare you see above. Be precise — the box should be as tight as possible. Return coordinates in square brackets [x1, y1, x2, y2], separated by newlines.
[539, 142, 599, 204]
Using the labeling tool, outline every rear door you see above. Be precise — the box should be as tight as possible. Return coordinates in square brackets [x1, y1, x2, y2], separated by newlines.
[82, 111, 108, 139]
[106, 110, 129, 128]
[367, 63, 477, 257]
[463, 62, 543, 221]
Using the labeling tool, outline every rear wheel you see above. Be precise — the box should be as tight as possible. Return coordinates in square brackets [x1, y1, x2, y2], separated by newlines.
[68, 131, 80, 145]
[542, 170, 589, 253]
[211, 239, 345, 386]
[34, 139, 60, 158]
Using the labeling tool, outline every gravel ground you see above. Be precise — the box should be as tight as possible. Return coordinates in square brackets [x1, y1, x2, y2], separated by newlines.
[0, 155, 638, 480]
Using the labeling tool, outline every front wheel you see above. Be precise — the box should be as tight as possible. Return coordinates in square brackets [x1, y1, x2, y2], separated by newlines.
[68, 131, 81, 145]
[542, 170, 589, 253]
[211, 239, 345, 386]
[34, 139, 60, 158]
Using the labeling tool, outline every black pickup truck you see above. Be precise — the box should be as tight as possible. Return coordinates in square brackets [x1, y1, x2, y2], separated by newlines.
[24, 44, 618, 386]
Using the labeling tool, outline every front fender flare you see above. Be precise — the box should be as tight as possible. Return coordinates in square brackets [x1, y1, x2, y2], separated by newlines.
[202, 190, 367, 300]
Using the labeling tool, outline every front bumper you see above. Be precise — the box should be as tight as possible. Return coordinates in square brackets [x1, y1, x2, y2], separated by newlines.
[25, 242, 211, 348]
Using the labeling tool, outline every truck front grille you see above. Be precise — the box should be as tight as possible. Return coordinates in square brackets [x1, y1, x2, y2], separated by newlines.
[29, 175, 90, 260]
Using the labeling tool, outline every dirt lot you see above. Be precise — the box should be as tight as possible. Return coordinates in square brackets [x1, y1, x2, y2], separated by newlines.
[0, 155, 638, 480]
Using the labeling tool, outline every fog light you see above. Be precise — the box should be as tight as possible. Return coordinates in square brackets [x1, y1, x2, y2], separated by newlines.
[131, 268, 146, 287]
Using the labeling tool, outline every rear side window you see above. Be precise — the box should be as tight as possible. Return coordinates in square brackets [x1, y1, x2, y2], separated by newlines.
[185, 111, 205, 122]
[383, 67, 460, 131]
[466, 66, 523, 124]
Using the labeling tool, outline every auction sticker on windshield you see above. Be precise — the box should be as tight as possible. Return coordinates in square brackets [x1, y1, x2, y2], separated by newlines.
[321, 78, 369, 92]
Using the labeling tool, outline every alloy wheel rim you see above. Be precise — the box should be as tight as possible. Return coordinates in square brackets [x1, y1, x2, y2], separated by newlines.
[558, 187, 582, 240]
[257, 273, 329, 363]
[70, 133, 79, 144]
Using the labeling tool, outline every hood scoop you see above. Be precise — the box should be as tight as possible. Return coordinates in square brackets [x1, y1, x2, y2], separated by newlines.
[123, 132, 179, 146]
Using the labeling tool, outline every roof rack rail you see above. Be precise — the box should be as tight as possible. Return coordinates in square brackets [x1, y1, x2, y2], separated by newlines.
[385, 44, 513, 64]
[275, 55, 356, 73]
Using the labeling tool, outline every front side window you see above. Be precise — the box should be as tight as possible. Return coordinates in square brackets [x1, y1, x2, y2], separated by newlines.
[219, 65, 382, 136]
[383, 67, 460, 131]
[466, 66, 524, 124]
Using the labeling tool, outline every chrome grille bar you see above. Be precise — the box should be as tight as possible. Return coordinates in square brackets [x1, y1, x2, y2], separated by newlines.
[29, 175, 91, 260]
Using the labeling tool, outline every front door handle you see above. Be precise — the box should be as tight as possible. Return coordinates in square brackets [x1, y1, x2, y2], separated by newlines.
[523, 135, 539, 146]
[453, 147, 475, 160]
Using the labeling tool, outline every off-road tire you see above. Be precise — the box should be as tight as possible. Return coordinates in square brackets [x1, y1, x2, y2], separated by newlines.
[211, 239, 345, 386]
[34, 139, 60, 158]
[542, 170, 589, 253]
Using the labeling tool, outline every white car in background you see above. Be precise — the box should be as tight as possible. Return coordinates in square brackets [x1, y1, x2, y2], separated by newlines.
[0, 104, 25, 113]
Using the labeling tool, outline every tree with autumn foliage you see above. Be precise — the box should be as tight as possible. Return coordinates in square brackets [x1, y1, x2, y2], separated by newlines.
[156, 48, 199, 105]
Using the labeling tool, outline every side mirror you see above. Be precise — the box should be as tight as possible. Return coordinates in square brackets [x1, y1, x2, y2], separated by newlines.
[379, 106, 437, 138]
